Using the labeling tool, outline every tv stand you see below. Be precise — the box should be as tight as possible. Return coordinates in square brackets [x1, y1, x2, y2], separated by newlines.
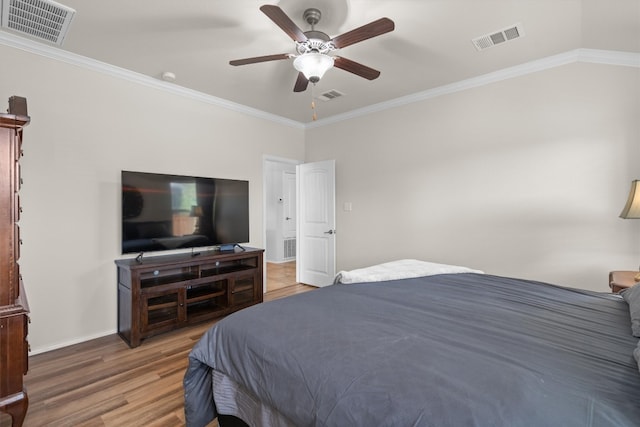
[115, 247, 264, 348]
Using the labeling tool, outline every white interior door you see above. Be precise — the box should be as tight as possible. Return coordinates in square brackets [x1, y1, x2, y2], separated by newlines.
[296, 160, 336, 287]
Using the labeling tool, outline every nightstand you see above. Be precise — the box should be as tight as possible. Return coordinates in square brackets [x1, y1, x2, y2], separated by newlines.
[609, 271, 640, 293]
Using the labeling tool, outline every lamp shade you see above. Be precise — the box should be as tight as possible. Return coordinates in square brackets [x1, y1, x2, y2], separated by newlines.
[293, 53, 334, 83]
[620, 180, 640, 218]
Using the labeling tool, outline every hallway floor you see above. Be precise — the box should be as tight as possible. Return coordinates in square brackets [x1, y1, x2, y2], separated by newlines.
[266, 261, 297, 291]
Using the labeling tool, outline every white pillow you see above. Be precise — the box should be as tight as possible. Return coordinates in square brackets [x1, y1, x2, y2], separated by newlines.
[334, 259, 483, 284]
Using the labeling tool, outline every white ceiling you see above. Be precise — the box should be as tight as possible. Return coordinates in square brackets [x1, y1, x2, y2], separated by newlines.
[2, 0, 640, 124]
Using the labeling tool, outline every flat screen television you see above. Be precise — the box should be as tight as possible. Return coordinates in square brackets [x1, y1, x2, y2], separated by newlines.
[121, 171, 249, 254]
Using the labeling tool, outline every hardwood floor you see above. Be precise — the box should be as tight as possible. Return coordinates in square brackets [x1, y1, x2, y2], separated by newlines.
[0, 283, 314, 427]
[265, 261, 297, 292]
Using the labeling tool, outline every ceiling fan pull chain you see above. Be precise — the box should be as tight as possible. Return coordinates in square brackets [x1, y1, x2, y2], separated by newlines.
[311, 84, 318, 121]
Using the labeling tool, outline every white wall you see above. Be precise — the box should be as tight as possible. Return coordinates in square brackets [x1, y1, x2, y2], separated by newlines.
[306, 62, 640, 291]
[0, 44, 305, 353]
[2, 41, 638, 353]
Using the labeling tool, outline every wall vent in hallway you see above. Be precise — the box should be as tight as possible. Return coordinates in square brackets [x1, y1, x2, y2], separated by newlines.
[284, 238, 296, 259]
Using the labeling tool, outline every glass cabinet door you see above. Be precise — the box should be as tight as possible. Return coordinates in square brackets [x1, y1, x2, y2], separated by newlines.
[141, 289, 183, 333]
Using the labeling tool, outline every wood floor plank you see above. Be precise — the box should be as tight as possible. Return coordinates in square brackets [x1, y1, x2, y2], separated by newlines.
[266, 261, 297, 292]
[3, 283, 314, 427]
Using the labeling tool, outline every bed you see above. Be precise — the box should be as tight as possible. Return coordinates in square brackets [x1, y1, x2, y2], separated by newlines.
[183, 260, 640, 427]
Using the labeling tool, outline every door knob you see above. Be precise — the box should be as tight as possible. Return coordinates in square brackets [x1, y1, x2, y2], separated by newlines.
[324, 229, 336, 235]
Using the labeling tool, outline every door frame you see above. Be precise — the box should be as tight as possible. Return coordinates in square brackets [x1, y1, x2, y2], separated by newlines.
[262, 155, 301, 293]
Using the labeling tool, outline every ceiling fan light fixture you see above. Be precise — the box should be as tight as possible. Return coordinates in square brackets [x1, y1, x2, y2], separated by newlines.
[293, 52, 334, 83]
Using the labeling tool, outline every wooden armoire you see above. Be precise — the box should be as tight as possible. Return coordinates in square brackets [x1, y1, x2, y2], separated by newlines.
[0, 97, 30, 427]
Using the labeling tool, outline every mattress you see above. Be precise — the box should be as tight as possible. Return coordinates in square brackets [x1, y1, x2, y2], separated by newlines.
[184, 273, 640, 426]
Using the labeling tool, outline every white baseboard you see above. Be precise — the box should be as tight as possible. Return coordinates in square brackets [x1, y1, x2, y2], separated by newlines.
[29, 329, 117, 356]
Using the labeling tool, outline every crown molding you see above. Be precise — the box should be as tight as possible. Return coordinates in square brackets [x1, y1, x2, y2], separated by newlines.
[0, 31, 637, 131]
[0, 31, 304, 130]
[306, 48, 640, 129]
[577, 48, 640, 67]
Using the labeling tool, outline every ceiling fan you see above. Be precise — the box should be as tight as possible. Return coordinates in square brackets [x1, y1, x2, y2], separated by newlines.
[230, 5, 395, 92]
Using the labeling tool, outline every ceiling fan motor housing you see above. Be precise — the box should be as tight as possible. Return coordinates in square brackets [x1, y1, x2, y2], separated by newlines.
[296, 8, 334, 55]
[297, 33, 334, 54]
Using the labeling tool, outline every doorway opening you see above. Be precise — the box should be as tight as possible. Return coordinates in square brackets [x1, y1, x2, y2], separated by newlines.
[264, 157, 300, 292]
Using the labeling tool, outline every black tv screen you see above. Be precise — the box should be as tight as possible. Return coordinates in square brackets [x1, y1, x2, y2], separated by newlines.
[121, 171, 249, 254]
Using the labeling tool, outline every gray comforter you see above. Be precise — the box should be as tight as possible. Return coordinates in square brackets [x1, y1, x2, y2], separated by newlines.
[184, 273, 640, 426]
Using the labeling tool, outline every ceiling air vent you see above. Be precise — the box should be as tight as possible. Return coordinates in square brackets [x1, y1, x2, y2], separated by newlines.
[317, 89, 345, 102]
[1, 0, 76, 46]
[472, 23, 525, 51]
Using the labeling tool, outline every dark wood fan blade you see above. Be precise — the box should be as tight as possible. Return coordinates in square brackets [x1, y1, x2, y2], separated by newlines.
[334, 57, 381, 80]
[229, 54, 291, 66]
[331, 17, 395, 49]
[260, 5, 308, 43]
[293, 72, 309, 92]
